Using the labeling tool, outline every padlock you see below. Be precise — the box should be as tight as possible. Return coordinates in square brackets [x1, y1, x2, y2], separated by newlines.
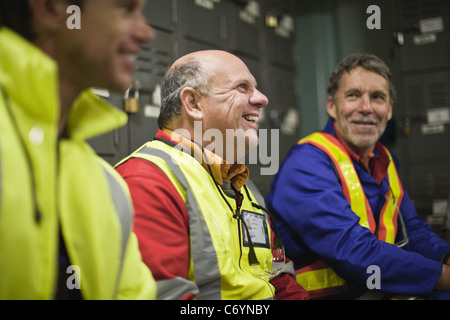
[401, 117, 411, 137]
[124, 86, 140, 113]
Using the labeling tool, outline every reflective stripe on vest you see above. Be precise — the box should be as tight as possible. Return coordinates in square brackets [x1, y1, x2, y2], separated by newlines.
[0, 143, 2, 218]
[136, 147, 223, 300]
[121, 141, 276, 300]
[378, 145, 405, 244]
[99, 160, 133, 298]
[300, 132, 376, 232]
[295, 260, 345, 298]
[295, 132, 404, 298]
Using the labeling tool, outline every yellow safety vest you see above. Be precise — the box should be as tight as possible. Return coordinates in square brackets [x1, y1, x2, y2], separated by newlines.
[119, 140, 276, 300]
[295, 132, 404, 298]
[0, 28, 156, 299]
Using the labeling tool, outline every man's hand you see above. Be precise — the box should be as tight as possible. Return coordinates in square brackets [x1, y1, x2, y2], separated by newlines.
[435, 264, 450, 291]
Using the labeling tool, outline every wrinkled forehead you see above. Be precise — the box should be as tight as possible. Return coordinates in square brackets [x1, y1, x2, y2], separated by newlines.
[340, 66, 389, 90]
[205, 54, 257, 86]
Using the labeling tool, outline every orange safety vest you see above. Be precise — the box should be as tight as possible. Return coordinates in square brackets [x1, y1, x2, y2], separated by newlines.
[295, 132, 404, 298]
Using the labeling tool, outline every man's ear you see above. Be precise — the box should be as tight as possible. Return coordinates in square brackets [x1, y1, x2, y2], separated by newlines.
[326, 96, 337, 119]
[28, 0, 68, 32]
[180, 87, 204, 121]
[387, 101, 393, 121]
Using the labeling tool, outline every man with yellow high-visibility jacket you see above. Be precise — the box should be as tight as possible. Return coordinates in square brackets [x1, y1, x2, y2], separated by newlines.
[266, 53, 450, 299]
[0, 0, 157, 299]
[116, 50, 309, 300]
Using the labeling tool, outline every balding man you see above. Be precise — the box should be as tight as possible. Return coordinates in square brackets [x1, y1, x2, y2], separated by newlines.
[115, 50, 309, 300]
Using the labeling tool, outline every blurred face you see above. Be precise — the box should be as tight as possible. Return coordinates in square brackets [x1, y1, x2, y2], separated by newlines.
[57, 0, 155, 93]
[198, 53, 269, 161]
[327, 66, 393, 154]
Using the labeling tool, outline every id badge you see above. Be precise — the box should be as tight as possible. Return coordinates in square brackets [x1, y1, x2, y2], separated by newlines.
[241, 210, 270, 249]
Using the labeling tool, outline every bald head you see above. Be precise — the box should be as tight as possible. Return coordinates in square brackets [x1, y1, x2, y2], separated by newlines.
[171, 50, 244, 71]
[158, 49, 268, 161]
[158, 50, 251, 129]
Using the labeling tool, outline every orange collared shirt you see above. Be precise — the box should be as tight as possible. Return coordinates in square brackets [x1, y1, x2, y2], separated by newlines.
[161, 128, 249, 191]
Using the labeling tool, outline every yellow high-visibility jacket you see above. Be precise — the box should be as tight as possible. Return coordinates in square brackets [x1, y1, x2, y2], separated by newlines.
[295, 132, 404, 298]
[0, 28, 156, 299]
[118, 140, 277, 299]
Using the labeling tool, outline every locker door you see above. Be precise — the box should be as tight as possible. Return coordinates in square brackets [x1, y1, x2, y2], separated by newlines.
[266, 65, 298, 147]
[180, 0, 227, 50]
[144, 0, 175, 30]
[402, 71, 450, 162]
[87, 93, 129, 166]
[128, 29, 174, 152]
[394, 0, 450, 71]
[264, 0, 296, 68]
[394, 0, 450, 234]
[250, 65, 298, 197]
[399, 70, 450, 228]
[226, 0, 263, 59]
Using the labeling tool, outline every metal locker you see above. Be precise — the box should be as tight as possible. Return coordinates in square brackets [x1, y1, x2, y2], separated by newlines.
[134, 29, 173, 93]
[266, 29, 295, 68]
[393, 0, 450, 235]
[408, 163, 450, 234]
[144, 0, 175, 30]
[226, 0, 262, 59]
[394, 0, 450, 71]
[128, 29, 174, 153]
[266, 65, 297, 132]
[181, 38, 220, 55]
[87, 93, 129, 166]
[127, 90, 160, 152]
[402, 70, 450, 162]
[264, 0, 296, 68]
[251, 65, 298, 196]
[180, 0, 227, 48]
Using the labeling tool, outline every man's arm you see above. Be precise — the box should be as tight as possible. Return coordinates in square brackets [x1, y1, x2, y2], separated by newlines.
[397, 190, 450, 262]
[435, 264, 450, 291]
[267, 143, 444, 296]
[271, 270, 309, 300]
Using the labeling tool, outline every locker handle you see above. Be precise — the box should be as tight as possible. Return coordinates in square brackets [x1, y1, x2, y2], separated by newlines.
[220, 16, 227, 40]
[394, 31, 404, 46]
[172, 0, 178, 25]
[448, 39, 450, 60]
[114, 129, 120, 147]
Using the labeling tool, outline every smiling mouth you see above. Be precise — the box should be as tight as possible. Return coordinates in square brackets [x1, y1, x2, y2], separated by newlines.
[121, 52, 139, 71]
[244, 115, 259, 124]
[352, 120, 377, 126]
[124, 53, 138, 63]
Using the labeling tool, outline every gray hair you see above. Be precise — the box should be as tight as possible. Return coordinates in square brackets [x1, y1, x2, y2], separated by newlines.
[327, 53, 396, 102]
[158, 58, 209, 128]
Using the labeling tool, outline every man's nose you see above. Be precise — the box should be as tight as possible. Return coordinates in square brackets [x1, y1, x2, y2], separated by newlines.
[134, 16, 156, 45]
[359, 94, 373, 113]
[251, 89, 269, 108]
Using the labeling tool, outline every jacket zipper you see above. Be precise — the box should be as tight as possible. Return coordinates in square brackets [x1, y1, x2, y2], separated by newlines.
[1, 86, 42, 223]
